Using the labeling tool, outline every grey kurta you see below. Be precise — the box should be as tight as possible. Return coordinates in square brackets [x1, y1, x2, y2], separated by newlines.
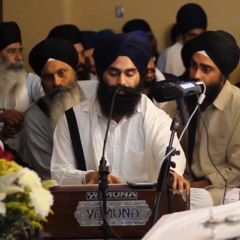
[21, 102, 53, 180]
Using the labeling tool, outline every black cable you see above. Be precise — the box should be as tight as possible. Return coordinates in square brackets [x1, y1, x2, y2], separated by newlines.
[198, 108, 228, 204]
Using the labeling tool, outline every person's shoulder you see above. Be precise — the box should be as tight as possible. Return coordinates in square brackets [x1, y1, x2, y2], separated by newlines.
[140, 94, 169, 115]
[226, 81, 240, 99]
[25, 104, 42, 120]
[220, 81, 240, 112]
[26, 72, 41, 81]
[25, 97, 48, 119]
[73, 94, 96, 112]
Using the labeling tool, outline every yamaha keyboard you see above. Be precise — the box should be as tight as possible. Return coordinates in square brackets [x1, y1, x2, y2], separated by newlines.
[41, 184, 189, 239]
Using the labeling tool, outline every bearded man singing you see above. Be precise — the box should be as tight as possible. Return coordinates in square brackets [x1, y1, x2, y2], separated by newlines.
[51, 32, 213, 209]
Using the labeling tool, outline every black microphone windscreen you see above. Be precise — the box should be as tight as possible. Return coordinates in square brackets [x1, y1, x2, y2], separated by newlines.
[152, 79, 181, 103]
[152, 79, 202, 103]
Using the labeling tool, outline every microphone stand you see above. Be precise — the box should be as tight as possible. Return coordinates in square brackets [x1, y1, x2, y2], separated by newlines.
[152, 114, 180, 226]
[98, 157, 109, 240]
[98, 87, 119, 240]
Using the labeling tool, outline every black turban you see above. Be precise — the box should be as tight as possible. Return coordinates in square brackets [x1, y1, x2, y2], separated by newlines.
[93, 32, 151, 77]
[47, 24, 82, 44]
[181, 30, 240, 77]
[0, 21, 22, 51]
[176, 3, 207, 34]
[29, 38, 78, 76]
[122, 19, 152, 33]
[81, 31, 97, 50]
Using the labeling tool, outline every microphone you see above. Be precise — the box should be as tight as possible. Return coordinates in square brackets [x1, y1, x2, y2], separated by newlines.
[98, 86, 119, 239]
[152, 80, 202, 103]
[100, 86, 119, 159]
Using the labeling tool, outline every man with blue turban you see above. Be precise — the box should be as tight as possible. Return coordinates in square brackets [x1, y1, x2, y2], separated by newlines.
[51, 32, 213, 209]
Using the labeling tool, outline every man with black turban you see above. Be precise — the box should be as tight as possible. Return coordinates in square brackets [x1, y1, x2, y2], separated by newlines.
[51, 32, 213, 209]
[180, 30, 240, 205]
[47, 24, 89, 80]
[157, 3, 207, 77]
[0, 21, 43, 151]
[20, 38, 84, 180]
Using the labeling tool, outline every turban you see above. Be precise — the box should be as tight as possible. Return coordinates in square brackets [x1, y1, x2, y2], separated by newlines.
[29, 38, 78, 76]
[122, 19, 152, 33]
[181, 30, 240, 77]
[93, 32, 151, 77]
[97, 29, 115, 38]
[47, 24, 82, 44]
[81, 31, 97, 50]
[0, 21, 22, 51]
[176, 3, 207, 34]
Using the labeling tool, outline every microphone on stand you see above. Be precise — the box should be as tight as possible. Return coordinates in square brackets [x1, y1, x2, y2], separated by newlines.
[151, 80, 202, 225]
[152, 80, 202, 126]
[152, 80, 202, 102]
[98, 85, 120, 240]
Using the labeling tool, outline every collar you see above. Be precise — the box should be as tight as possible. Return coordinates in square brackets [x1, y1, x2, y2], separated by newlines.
[212, 80, 230, 111]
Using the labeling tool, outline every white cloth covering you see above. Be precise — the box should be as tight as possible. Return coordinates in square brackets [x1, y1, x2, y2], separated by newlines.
[143, 200, 240, 240]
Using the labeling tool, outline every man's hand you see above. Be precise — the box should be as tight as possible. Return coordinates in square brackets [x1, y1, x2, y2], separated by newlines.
[86, 171, 122, 184]
[170, 171, 190, 194]
[0, 109, 24, 126]
[0, 122, 23, 140]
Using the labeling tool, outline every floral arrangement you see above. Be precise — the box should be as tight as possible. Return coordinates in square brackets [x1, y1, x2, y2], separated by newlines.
[0, 146, 53, 239]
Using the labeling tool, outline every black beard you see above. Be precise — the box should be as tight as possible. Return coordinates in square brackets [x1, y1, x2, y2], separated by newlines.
[76, 62, 90, 80]
[97, 80, 142, 119]
[143, 77, 156, 89]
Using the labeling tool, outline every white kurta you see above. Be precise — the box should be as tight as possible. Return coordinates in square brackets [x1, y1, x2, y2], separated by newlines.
[51, 94, 186, 185]
[157, 41, 185, 76]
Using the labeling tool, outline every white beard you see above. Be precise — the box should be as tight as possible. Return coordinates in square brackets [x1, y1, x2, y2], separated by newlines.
[0, 61, 26, 109]
[49, 82, 83, 129]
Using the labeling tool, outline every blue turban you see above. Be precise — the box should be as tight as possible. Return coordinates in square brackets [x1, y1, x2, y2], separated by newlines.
[122, 19, 152, 33]
[81, 30, 97, 50]
[181, 30, 240, 77]
[93, 32, 151, 77]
